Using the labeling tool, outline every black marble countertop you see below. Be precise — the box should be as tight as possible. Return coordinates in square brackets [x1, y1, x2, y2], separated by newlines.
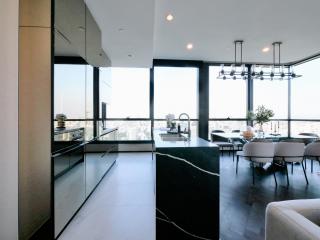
[153, 129, 218, 149]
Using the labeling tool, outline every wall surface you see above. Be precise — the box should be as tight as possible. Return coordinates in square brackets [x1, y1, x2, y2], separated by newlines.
[18, 0, 52, 239]
[0, 0, 20, 239]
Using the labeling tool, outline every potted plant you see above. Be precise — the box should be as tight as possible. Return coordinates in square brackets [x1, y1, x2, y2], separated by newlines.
[248, 105, 274, 134]
[56, 113, 67, 129]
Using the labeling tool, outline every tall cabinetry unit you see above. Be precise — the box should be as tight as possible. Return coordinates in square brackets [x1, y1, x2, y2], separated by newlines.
[19, 0, 52, 239]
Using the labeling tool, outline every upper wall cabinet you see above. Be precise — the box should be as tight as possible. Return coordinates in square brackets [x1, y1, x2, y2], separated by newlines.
[85, 7, 111, 67]
[55, 0, 86, 59]
[54, 0, 110, 67]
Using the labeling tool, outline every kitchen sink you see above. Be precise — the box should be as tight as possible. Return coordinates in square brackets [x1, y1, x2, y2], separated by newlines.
[159, 133, 188, 141]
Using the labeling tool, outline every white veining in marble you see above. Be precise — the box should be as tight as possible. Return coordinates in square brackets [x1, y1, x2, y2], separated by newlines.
[58, 153, 155, 240]
[157, 208, 213, 240]
[155, 152, 220, 177]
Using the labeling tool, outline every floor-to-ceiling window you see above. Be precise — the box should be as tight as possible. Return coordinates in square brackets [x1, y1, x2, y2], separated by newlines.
[291, 58, 320, 136]
[93, 59, 320, 142]
[99, 67, 151, 140]
[253, 77, 289, 136]
[154, 66, 199, 136]
[54, 63, 94, 140]
[208, 66, 247, 138]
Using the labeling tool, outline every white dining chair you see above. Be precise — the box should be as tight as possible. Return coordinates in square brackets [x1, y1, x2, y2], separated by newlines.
[274, 142, 308, 186]
[304, 141, 320, 173]
[236, 142, 276, 185]
[279, 139, 305, 174]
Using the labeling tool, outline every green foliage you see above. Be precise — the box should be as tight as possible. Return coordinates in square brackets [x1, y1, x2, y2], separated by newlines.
[247, 105, 274, 125]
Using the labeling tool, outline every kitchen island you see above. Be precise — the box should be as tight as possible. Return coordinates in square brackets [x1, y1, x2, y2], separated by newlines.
[153, 130, 220, 240]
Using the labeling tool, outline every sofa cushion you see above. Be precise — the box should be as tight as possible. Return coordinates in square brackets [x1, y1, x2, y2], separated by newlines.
[266, 199, 320, 240]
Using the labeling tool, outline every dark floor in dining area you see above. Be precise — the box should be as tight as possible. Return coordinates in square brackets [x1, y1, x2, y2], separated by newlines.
[220, 152, 320, 240]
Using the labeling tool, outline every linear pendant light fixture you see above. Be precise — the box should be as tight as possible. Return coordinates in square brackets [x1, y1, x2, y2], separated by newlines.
[218, 41, 301, 81]
[251, 42, 301, 80]
[218, 40, 248, 80]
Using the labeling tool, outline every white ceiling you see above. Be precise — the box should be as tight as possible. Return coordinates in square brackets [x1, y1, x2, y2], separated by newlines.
[85, 0, 155, 68]
[86, 0, 320, 67]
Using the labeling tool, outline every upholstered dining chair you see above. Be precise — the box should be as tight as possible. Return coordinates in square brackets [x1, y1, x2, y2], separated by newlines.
[299, 132, 319, 138]
[230, 129, 244, 152]
[236, 142, 276, 185]
[304, 141, 320, 173]
[211, 129, 225, 133]
[298, 132, 319, 145]
[211, 130, 234, 159]
[274, 142, 308, 186]
[280, 139, 305, 174]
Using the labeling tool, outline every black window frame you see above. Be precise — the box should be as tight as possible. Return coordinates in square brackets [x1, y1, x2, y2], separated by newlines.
[53, 55, 320, 142]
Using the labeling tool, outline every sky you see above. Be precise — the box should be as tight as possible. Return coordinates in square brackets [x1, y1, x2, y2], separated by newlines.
[54, 60, 318, 121]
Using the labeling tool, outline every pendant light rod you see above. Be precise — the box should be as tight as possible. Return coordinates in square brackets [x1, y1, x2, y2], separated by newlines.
[272, 42, 282, 66]
[234, 40, 244, 66]
[241, 42, 243, 65]
[273, 43, 275, 66]
[234, 41, 236, 64]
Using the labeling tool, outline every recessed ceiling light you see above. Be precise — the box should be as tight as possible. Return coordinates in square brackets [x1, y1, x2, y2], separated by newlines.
[166, 14, 174, 21]
[262, 47, 270, 53]
[186, 43, 193, 50]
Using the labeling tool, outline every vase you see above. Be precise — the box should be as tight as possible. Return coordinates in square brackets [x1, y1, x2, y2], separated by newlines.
[258, 124, 264, 138]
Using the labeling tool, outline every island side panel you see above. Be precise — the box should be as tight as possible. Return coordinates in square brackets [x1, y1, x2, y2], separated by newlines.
[156, 146, 219, 240]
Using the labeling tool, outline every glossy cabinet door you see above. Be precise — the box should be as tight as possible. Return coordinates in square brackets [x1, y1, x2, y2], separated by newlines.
[54, 147, 85, 238]
[85, 153, 102, 196]
[53, 129, 118, 238]
[54, 154, 70, 178]
[85, 143, 118, 197]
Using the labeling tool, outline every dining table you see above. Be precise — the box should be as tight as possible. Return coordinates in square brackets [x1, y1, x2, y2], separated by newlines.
[211, 132, 319, 144]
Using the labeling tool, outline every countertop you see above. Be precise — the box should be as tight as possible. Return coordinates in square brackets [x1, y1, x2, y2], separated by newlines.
[153, 129, 218, 149]
[97, 127, 118, 138]
[52, 127, 118, 157]
[54, 127, 85, 135]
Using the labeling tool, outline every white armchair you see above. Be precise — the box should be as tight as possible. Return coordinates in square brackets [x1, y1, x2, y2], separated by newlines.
[266, 199, 320, 240]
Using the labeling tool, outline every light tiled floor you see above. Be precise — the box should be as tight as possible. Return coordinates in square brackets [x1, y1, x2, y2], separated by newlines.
[58, 153, 155, 240]
[58, 151, 320, 240]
